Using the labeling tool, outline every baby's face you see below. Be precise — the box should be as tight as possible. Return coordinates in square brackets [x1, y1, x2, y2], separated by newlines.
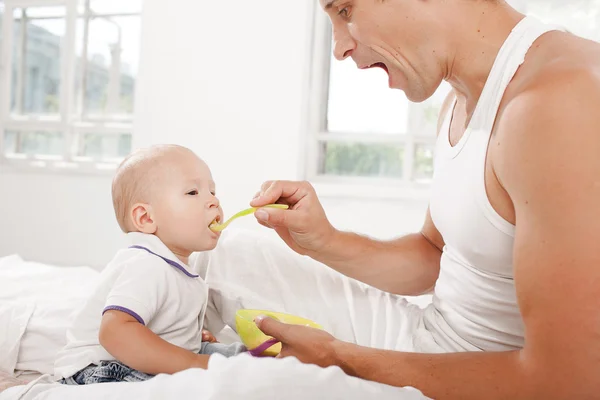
[150, 150, 224, 255]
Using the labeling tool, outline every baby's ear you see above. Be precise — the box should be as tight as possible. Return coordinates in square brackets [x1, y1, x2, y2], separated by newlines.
[130, 203, 157, 234]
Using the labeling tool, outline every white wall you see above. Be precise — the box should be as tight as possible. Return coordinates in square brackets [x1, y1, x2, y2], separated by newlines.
[0, 170, 124, 268]
[132, 0, 314, 210]
[0, 0, 428, 269]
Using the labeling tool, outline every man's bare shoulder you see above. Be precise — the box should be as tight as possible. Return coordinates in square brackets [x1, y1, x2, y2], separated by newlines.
[500, 30, 600, 133]
[494, 33, 600, 193]
[515, 31, 600, 98]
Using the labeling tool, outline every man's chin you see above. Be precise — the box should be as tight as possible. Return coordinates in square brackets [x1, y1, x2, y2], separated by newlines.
[388, 74, 410, 95]
[387, 70, 421, 100]
[398, 84, 432, 103]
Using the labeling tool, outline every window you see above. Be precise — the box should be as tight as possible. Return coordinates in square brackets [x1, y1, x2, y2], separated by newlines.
[308, 0, 600, 186]
[0, 0, 142, 171]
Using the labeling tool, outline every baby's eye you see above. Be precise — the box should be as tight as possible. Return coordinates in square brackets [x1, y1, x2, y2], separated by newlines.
[187, 190, 198, 196]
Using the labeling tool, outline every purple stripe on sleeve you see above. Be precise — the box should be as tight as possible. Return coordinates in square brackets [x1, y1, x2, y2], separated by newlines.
[129, 245, 199, 278]
[103, 306, 145, 325]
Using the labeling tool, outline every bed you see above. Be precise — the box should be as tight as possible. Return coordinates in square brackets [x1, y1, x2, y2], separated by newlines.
[0, 229, 433, 400]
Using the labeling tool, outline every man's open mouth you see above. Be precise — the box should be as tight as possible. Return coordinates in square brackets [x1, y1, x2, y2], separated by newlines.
[366, 62, 389, 74]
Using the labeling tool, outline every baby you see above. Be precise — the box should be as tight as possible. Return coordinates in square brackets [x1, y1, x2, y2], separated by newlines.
[54, 144, 245, 385]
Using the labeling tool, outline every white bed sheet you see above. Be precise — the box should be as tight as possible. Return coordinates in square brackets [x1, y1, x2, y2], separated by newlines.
[0, 301, 33, 374]
[204, 229, 437, 352]
[0, 229, 434, 399]
[1, 354, 430, 400]
[0, 255, 99, 375]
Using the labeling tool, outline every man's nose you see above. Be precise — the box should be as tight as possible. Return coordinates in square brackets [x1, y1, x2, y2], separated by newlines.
[333, 29, 356, 61]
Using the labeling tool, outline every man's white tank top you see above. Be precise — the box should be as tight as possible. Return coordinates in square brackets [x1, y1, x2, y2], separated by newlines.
[424, 16, 564, 352]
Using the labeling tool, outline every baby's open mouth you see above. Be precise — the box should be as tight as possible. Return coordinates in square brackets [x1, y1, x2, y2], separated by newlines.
[209, 216, 221, 228]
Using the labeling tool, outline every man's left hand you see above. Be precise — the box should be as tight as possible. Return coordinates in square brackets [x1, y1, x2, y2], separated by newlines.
[255, 315, 342, 369]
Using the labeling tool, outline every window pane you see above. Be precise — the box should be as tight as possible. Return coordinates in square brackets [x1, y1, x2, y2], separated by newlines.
[4, 130, 17, 154]
[0, 2, 4, 53]
[76, 13, 141, 116]
[412, 82, 452, 138]
[414, 144, 435, 182]
[79, 132, 131, 158]
[3, 131, 64, 156]
[11, 7, 65, 115]
[319, 142, 404, 178]
[327, 56, 409, 135]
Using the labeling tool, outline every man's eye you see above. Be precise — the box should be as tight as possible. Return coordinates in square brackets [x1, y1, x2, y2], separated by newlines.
[187, 190, 198, 196]
[338, 7, 349, 17]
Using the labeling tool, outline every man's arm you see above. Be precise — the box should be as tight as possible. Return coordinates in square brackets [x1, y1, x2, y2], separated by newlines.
[252, 180, 443, 295]
[316, 211, 443, 296]
[251, 91, 451, 296]
[258, 72, 600, 399]
[99, 310, 209, 375]
[315, 91, 455, 295]
[339, 72, 600, 398]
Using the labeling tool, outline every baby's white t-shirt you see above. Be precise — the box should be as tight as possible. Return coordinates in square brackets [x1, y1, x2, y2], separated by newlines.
[54, 232, 208, 380]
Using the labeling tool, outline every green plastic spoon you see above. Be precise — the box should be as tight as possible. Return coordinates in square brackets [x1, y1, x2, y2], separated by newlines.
[209, 204, 289, 232]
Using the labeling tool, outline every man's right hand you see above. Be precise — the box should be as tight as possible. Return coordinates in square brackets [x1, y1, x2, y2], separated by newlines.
[250, 180, 337, 257]
[251, 181, 442, 296]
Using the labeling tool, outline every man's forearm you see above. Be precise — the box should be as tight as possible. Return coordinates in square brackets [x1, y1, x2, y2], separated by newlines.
[310, 231, 441, 296]
[333, 343, 543, 400]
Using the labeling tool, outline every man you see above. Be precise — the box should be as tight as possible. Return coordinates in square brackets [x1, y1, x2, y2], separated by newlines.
[248, 0, 600, 399]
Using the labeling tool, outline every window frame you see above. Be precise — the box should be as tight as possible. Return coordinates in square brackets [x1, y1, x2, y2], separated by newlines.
[0, 0, 140, 173]
[305, 7, 438, 192]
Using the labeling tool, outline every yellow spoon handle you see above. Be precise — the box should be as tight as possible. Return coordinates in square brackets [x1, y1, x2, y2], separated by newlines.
[210, 204, 289, 232]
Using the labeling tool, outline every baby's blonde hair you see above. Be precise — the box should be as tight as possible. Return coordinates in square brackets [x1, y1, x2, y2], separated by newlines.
[112, 144, 192, 232]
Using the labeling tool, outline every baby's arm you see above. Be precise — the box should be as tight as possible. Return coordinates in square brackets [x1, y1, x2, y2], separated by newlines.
[99, 309, 209, 375]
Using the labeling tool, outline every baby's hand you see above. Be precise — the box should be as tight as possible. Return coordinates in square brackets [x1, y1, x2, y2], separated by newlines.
[202, 329, 218, 343]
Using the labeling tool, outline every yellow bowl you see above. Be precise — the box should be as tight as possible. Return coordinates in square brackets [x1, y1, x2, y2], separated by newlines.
[235, 309, 323, 357]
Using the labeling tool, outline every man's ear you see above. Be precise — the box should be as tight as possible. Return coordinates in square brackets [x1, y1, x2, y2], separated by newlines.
[130, 203, 157, 234]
